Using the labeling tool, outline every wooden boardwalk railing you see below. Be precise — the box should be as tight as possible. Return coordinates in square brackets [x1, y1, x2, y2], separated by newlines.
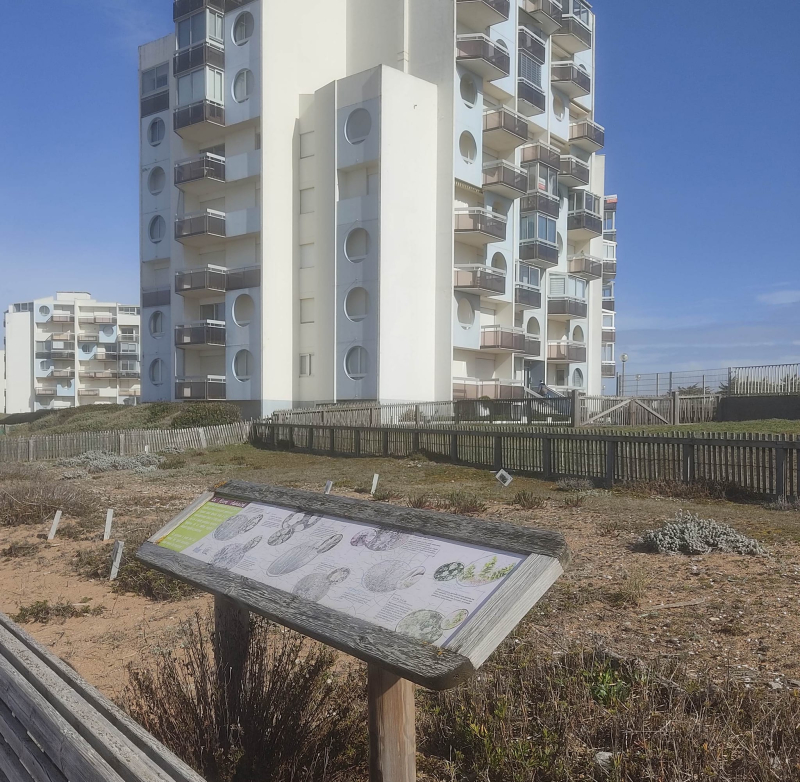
[0, 610, 205, 782]
[252, 422, 799, 499]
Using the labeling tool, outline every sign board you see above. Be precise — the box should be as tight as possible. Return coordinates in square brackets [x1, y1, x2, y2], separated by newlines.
[137, 481, 569, 690]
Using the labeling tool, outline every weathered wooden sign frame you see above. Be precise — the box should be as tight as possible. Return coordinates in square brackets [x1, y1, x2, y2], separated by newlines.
[137, 481, 569, 781]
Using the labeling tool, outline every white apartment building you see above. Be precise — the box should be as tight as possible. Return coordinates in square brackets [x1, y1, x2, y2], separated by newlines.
[139, 0, 618, 416]
[0, 350, 5, 414]
[601, 192, 618, 388]
[3, 293, 141, 415]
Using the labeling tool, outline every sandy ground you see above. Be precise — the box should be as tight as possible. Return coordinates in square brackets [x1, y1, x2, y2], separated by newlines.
[2, 447, 799, 704]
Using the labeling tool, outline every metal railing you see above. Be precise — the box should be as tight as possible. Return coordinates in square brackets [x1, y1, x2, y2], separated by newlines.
[175, 376, 227, 400]
[549, 297, 588, 318]
[457, 0, 511, 20]
[173, 100, 225, 133]
[173, 41, 224, 76]
[560, 155, 590, 185]
[518, 27, 546, 62]
[456, 35, 511, 77]
[175, 267, 227, 294]
[568, 254, 603, 279]
[570, 119, 605, 149]
[728, 364, 800, 396]
[142, 288, 171, 308]
[518, 239, 559, 266]
[174, 321, 227, 347]
[552, 62, 592, 94]
[175, 153, 226, 186]
[519, 0, 563, 26]
[601, 328, 616, 343]
[453, 265, 507, 295]
[483, 160, 528, 194]
[483, 107, 528, 140]
[602, 259, 617, 279]
[555, 11, 593, 49]
[520, 192, 560, 219]
[567, 210, 603, 236]
[521, 141, 561, 169]
[518, 78, 546, 112]
[547, 340, 587, 362]
[454, 208, 508, 241]
[173, 0, 224, 20]
[515, 283, 542, 309]
[175, 209, 226, 240]
[481, 325, 526, 352]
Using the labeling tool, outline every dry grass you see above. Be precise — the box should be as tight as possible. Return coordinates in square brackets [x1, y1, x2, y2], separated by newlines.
[13, 600, 104, 624]
[617, 478, 754, 502]
[0, 480, 99, 527]
[513, 490, 546, 510]
[1, 542, 41, 559]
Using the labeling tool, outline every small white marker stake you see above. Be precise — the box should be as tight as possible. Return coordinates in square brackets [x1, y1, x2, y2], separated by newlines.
[324, 481, 333, 495]
[110, 541, 125, 581]
[371, 474, 380, 495]
[495, 469, 513, 488]
[47, 511, 62, 542]
[104, 509, 114, 542]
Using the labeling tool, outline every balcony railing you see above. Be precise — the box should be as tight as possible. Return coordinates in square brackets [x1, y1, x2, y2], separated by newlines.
[567, 210, 603, 237]
[35, 347, 76, 360]
[602, 329, 616, 343]
[551, 62, 591, 98]
[175, 376, 227, 400]
[173, 42, 224, 76]
[453, 265, 507, 296]
[518, 78, 546, 115]
[604, 229, 617, 243]
[173, 0, 224, 20]
[554, 6, 593, 53]
[34, 388, 56, 397]
[456, 0, 510, 30]
[483, 107, 528, 148]
[79, 389, 101, 397]
[603, 259, 617, 280]
[456, 35, 511, 80]
[52, 315, 74, 323]
[548, 297, 588, 318]
[174, 321, 227, 347]
[559, 155, 590, 186]
[518, 27, 546, 63]
[524, 336, 542, 357]
[521, 142, 561, 170]
[173, 100, 225, 135]
[142, 288, 171, 308]
[483, 160, 528, 196]
[454, 208, 508, 244]
[481, 325, 526, 352]
[603, 297, 616, 312]
[175, 268, 227, 295]
[568, 254, 603, 279]
[519, 0, 563, 35]
[515, 283, 542, 309]
[175, 153, 226, 187]
[52, 370, 75, 379]
[518, 240, 559, 267]
[570, 119, 605, 151]
[547, 340, 587, 362]
[175, 210, 226, 242]
[79, 315, 115, 325]
[520, 192, 560, 219]
[453, 378, 526, 401]
[602, 363, 616, 378]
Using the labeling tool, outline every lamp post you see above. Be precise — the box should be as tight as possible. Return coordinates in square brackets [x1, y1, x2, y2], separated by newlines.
[620, 354, 629, 396]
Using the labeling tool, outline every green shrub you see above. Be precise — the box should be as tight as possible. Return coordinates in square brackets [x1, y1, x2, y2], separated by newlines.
[171, 403, 241, 429]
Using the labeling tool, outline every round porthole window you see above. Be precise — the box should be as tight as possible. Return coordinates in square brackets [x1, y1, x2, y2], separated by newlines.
[148, 118, 165, 147]
[345, 227, 369, 262]
[149, 215, 166, 244]
[102, 325, 114, 337]
[573, 326, 585, 343]
[344, 287, 369, 323]
[460, 74, 477, 107]
[345, 108, 372, 145]
[233, 349, 254, 382]
[456, 297, 475, 329]
[38, 305, 50, 317]
[149, 359, 165, 386]
[345, 346, 369, 380]
[149, 311, 164, 338]
[557, 232, 564, 254]
[233, 294, 254, 326]
[491, 252, 507, 273]
[148, 167, 165, 195]
[81, 343, 93, 355]
[233, 11, 254, 45]
[233, 69, 254, 103]
[459, 131, 477, 164]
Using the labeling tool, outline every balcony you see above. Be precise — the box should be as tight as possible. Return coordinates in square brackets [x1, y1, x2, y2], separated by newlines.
[603, 297, 615, 312]
[51, 314, 74, 324]
[518, 0, 562, 35]
[35, 346, 75, 360]
[568, 254, 602, 280]
[603, 260, 617, 280]
[568, 210, 602, 240]
[457, 0, 510, 31]
[570, 119, 605, 153]
[173, 0, 224, 20]
[79, 314, 115, 325]
[174, 321, 227, 348]
[453, 378, 526, 400]
[547, 340, 587, 362]
[173, 100, 225, 142]
[523, 335, 542, 357]
[34, 388, 56, 397]
[173, 42, 224, 77]
[483, 107, 528, 152]
[175, 376, 227, 401]
[553, 1, 593, 54]
[518, 240, 559, 268]
[142, 287, 171, 308]
[175, 153, 226, 194]
[175, 210, 226, 245]
[518, 27, 546, 64]
[602, 363, 617, 378]
[52, 370, 75, 379]
[453, 265, 507, 296]
[456, 35, 510, 82]
[481, 325, 526, 353]
[551, 62, 591, 99]
[517, 78, 546, 116]
[78, 389, 101, 398]
[520, 192, 560, 219]
[515, 283, 542, 309]
[454, 208, 507, 246]
[559, 155, 590, 187]
[602, 329, 616, 343]
[483, 161, 528, 198]
[80, 371, 117, 380]
[521, 142, 561, 170]
[548, 297, 588, 319]
[604, 228, 617, 243]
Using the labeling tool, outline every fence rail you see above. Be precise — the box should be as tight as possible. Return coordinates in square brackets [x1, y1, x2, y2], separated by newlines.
[0, 421, 252, 462]
[253, 422, 799, 499]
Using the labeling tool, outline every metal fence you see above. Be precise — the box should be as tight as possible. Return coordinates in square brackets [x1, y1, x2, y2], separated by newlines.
[729, 364, 800, 396]
[253, 422, 799, 499]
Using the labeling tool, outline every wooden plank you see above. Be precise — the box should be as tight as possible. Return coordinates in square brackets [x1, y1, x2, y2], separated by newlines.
[0, 699, 67, 782]
[367, 666, 415, 782]
[0, 613, 206, 782]
[0, 731, 35, 782]
[46, 512, 62, 543]
[137, 542, 473, 690]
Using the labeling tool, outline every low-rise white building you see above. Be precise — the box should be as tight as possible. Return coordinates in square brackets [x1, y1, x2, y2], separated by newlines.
[0, 350, 5, 414]
[140, 0, 619, 414]
[3, 293, 141, 415]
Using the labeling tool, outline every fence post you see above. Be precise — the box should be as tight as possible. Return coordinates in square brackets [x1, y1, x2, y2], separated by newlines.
[383, 429, 390, 457]
[493, 436, 503, 471]
[28, 438, 34, 462]
[570, 390, 581, 427]
[605, 439, 615, 489]
[671, 391, 680, 426]
[288, 426, 295, 449]
[354, 429, 362, 458]
[542, 436, 552, 480]
[450, 433, 458, 463]
[682, 442, 694, 484]
[329, 428, 336, 456]
[414, 405, 421, 427]
[412, 429, 420, 455]
[775, 447, 787, 500]
[308, 427, 315, 452]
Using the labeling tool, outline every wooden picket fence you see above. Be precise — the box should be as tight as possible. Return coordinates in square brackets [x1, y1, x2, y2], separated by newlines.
[0, 421, 253, 463]
[252, 422, 799, 499]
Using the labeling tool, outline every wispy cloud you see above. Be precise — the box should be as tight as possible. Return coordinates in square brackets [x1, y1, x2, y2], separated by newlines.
[757, 290, 800, 306]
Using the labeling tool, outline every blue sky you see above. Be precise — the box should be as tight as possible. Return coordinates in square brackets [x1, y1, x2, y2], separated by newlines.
[1, 0, 798, 378]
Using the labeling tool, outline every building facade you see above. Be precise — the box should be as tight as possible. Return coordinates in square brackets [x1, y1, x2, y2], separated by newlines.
[601, 192, 618, 390]
[139, 0, 617, 415]
[2, 293, 141, 415]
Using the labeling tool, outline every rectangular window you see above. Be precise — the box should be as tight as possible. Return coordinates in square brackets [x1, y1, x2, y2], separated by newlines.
[520, 214, 556, 243]
[518, 263, 540, 288]
[603, 242, 616, 260]
[604, 211, 616, 231]
[200, 303, 225, 321]
[300, 299, 315, 324]
[519, 53, 542, 87]
[177, 12, 207, 49]
[207, 11, 224, 42]
[602, 314, 614, 328]
[120, 343, 138, 354]
[207, 67, 224, 104]
[300, 354, 313, 377]
[549, 276, 566, 296]
[141, 63, 168, 97]
[603, 285, 613, 298]
[602, 344, 614, 362]
[177, 69, 204, 106]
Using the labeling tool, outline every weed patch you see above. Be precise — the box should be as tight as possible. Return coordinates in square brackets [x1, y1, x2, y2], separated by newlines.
[1, 542, 41, 559]
[513, 490, 545, 509]
[640, 510, 766, 556]
[13, 600, 104, 624]
[435, 492, 488, 514]
[557, 478, 595, 493]
[0, 481, 98, 527]
[59, 451, 164, 475]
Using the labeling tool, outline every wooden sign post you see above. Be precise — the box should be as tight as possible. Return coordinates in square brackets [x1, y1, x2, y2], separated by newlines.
[137, 482, 569, 782]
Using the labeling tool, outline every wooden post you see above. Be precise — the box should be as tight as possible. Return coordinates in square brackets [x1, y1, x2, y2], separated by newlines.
[775, 447, 787, 500]
[682, 442, 694, 484]
[214, 596, 251, 726]
[605, 440, 615, 490]
[368, 665, 416, 782]
[354, 429, 362, 457]
[542, 436, 552, 480]
[308, 426, 315, 452]
[109, 541, 125, 581]
[411, 430, 420, 455]
[104, 509, 114, 542]
[383, 429, 390, 457]
[47, 511, 62, 542]
[671, 391, 680, 426]
[450, 433, 458, 463]
[330, 427, 336, 455]
[493, 435, 503, 472]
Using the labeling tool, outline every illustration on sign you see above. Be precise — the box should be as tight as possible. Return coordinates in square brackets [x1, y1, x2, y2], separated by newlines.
[157, 497, 524, 647]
